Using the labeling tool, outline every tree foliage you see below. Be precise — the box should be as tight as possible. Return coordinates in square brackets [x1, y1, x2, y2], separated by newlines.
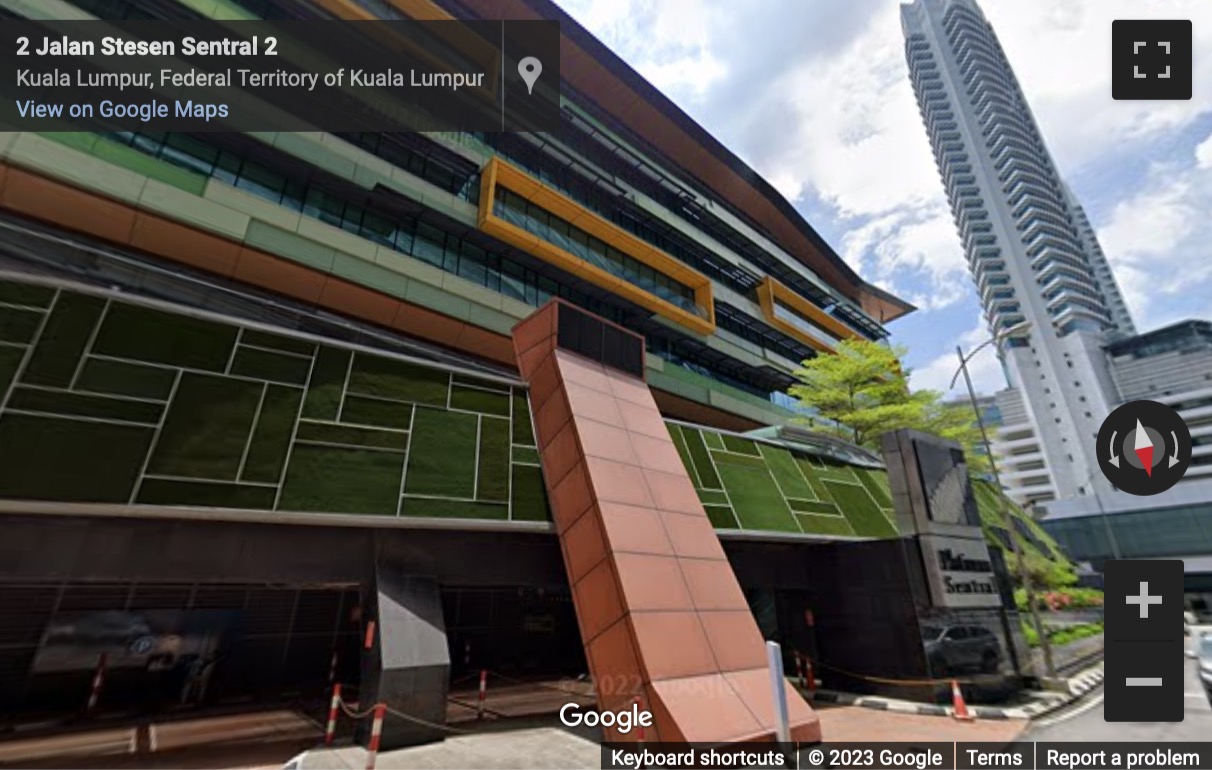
[788, 339, 989, 471]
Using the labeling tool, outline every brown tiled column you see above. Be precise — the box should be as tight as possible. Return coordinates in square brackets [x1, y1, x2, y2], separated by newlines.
[511, 301, 821, 744]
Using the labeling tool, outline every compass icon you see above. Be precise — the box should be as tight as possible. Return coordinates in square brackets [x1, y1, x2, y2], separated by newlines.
[1096, 400, 1191, 495]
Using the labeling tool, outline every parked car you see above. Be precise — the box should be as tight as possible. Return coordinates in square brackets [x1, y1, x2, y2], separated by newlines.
[923, 624, 1001, 674]
[1185, 611, 1198, 636]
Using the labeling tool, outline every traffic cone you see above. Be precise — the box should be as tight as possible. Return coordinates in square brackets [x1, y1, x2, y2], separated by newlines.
[950, 679, 974, 721]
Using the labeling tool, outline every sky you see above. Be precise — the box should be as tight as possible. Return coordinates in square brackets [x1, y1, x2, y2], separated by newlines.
[554, 0, 1212, 399]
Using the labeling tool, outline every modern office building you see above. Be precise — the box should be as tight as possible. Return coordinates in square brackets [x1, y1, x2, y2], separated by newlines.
[988, 388, 1056, 506]
[1042, 320, 1212, 614]
[901, 0, 1136, 504]
[0, 0, 1076, 748]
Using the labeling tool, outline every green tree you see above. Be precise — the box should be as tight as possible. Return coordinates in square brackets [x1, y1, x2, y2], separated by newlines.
[788, 339, 990, 471]
[917, 399, 993, 474]
[788, 339, 933, 447]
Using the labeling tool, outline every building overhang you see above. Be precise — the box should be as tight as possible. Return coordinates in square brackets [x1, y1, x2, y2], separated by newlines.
[439, 0, 915, 324]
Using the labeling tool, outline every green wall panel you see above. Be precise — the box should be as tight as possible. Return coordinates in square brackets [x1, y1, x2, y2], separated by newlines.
[7, 387, 163, 423]
[301, 346, 350, 420]
[511, 390, 535, 446]
[0, 278, 556, 524]
[679, 427, 722, 489]
[403, 407, 477, 497]
[720, 434, 762, 456]
[341, 395, 413, 429]
[822, 480, 897, 538]
[0, 413, 152, 502]
[241, 329, 315, 356]
[148, 373, 261, 479]
[696, 488, 729, 506]
[789, 499, 840, 515]
[795, 513, 856, 537]
[511, 464, 551, 522]
[76, 358, 176, 400]
[0, 307, 42, 344]
[0, 346, 23, 398]
[280, 443, 403, 515]
[855, 467, 893, 509]
[817, 463, 860, 483]
[242, 385, 303, 483]
[22, 294, 105, 386]
[476, 417, 510, 502]
[512, 446, 539, 464]
[667, 425, 697, 484]
[347, 353, 449, 406]
[758, 444, 816, 500]
[401, 498, 508, 520]
[296, 421, 408, 450]
[796, 458, 835, 502]
[230, 346, 311, 385]
[450, 384, 510, 416]
[714, 459, 799, 533]
[93, 304, 237, 372]
[0, 280, 55, 307]
[137, 478, 277, 509]
[704, 504, 739, 529]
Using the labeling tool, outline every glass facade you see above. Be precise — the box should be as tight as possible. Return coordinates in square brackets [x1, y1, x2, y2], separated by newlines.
[1043, 506, 1212, 562]
[772, 301, 841, 347]
[491, 187, 701, 315]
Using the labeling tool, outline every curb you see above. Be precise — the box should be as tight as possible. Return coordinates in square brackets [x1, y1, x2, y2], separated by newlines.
[799, 662, 1104, 720]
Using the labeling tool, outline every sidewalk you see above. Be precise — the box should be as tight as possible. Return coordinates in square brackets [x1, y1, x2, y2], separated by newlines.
[802, 660, 1105, 720]
[0, 667, 1067, 769]
[289, 705, 1027, 770]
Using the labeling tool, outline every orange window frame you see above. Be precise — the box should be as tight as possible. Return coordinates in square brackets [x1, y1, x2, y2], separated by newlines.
[757, 276, 859, 353]
[477, 158, 716, 336]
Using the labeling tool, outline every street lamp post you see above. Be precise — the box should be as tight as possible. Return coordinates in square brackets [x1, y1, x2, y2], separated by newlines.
[1082, 469, 1123, 560]
[949, 322, 1056, 679]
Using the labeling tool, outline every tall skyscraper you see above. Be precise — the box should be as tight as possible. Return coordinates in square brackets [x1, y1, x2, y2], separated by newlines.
[901, 0, 1136, 503]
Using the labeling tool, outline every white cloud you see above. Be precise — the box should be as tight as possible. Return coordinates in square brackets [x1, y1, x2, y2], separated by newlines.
[557, 0, 1212, 393]
[909, 316, 1006, 396]
[1098, 134, 1212, 328]
[1196, 134, 1212, 169]
[979, 0, 1212, 168]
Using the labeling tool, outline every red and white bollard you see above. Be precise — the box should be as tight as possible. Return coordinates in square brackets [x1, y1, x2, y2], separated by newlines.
[325, 683, 342, 746]
[804, 658, 816, 693]
[794, 652, 806, 689]
[633, 696, 645, 744]
[86, 652, 108, 713]
[365, 703, 386, 770]
[363, 620, 376, 651]
[477, 669, 487, 719]
[328, 650, 339, 685]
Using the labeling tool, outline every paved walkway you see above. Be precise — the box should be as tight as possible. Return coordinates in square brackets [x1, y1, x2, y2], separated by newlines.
[291, 705, 1027, 770]
[0, 680, 1028, 769]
